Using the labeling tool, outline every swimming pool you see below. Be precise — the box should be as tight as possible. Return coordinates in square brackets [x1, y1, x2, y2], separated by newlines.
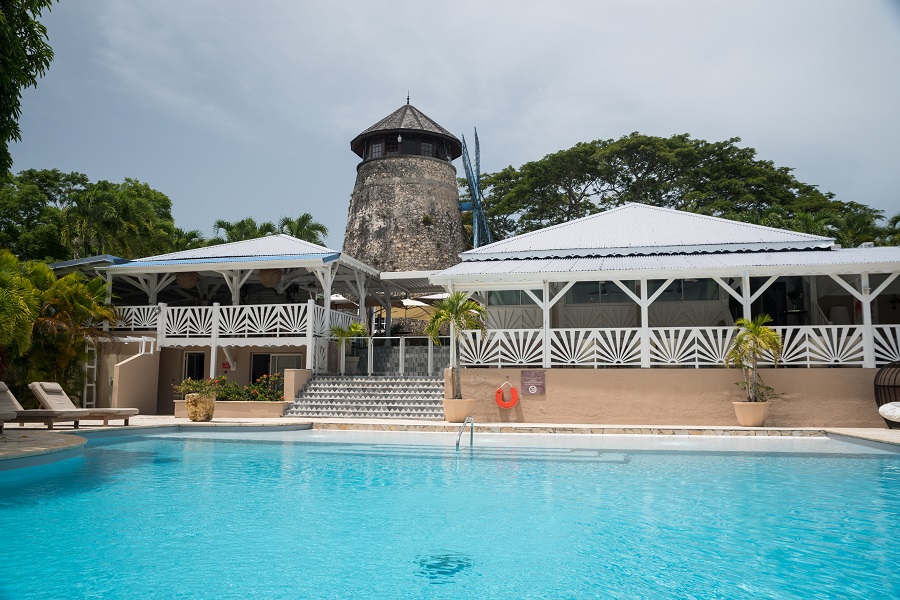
[1, 432, 898, 598]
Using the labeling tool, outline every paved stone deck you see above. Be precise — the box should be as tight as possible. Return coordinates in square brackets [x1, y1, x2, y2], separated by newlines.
[2, 416, 898, 467]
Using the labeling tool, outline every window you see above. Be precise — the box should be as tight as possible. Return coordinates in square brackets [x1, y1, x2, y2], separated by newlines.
[421, 141, 433, 157]
[402, 138, 417, 155]
[251, 353, 304, 383]
[386, 139, 399, 154]
[566, 281, 636, 304]
[488, 290, 542, 305]
[183, 352, 205, 381]
[370, 142, 383, 158]
[647, 279, 719, 302]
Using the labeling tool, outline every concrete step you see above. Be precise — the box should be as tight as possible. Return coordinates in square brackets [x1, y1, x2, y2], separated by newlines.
[288, 375, 445, 420]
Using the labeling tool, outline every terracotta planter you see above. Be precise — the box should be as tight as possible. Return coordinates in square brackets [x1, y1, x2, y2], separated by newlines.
[733, 401, 770, 427]
[184, 392, 216, 422]
[443, 398, 475, 423]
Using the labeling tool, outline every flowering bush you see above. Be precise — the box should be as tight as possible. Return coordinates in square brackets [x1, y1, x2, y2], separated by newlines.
[173, 376, 225, 397]
[244, 373, 284, 402]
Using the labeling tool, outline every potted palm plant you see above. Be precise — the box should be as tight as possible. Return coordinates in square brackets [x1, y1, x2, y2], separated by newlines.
[425, 291, 487, 422]
[725, 314, 783, 426]
[329, 322, 368, 375]
[174, 376, 223, 421]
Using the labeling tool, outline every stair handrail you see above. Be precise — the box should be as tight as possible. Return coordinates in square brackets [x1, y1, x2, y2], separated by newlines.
[456, 416, 475, 449]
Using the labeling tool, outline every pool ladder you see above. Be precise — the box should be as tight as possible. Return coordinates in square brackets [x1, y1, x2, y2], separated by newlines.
[456, 416, 475, 449]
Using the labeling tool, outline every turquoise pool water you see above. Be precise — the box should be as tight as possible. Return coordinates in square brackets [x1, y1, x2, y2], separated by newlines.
[1, 435, 899, 599]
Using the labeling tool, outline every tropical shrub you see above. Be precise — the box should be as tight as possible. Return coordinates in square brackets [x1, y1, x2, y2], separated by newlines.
[726, 314, 783, 402]
[245, 373, 284, 402]
[425, 292, 486, 399]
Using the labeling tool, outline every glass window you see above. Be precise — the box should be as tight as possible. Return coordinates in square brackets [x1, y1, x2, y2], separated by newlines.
[682, 278, 719, 301]
[647, 279, 719, 302]
[421, 142, 433, 157]
[567, 282, 600, 304]
[402, 138, 417, 155]
[488, 290, 542, 305]
[386, 139, 399, 154]
[370, 142, 382, 158]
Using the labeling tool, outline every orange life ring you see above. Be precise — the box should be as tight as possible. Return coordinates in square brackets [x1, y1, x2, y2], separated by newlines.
[495, 385, 519, 409]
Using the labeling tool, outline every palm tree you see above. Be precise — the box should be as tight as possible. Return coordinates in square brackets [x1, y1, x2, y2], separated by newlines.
[278, 214, 329, 246]
[725, 314, 783, 402]
[22, 261, 118, 389]
[0, 250, 38, 376]
[172, 227, 206, 251]
[210, 217, 278, 244]
[425, 292, 486, 399]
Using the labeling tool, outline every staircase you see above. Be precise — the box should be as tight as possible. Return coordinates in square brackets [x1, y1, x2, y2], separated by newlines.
[285, 375, 445, 420]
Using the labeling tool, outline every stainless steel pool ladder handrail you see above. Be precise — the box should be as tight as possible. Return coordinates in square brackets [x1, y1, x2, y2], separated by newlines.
[456, 416, 475, 449]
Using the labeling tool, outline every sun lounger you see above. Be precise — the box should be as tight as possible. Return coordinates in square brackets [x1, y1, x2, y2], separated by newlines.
[0, 411, 16, 434]
[29, 382, 139, 426]
[0, 381, 88, 429]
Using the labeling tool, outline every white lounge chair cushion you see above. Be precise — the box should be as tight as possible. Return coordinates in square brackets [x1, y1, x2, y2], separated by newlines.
[878, 402, 900, 422]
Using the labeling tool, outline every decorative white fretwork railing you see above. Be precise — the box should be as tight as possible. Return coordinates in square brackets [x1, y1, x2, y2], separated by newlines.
[113, 306, 160, 331]
[109, 302, 362, 348]
[461, 325, 886, 368]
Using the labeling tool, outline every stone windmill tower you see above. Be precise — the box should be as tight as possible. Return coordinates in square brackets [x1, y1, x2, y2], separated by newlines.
[343, 101, 465, 272]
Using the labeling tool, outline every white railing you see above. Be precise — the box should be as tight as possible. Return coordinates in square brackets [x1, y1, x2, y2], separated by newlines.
[874, 325, 900, 365]
[112, 301, 366, 347]
[461, 325, 874, 368]
[459, 329, 545, 367]
[112, 306, 160, 331]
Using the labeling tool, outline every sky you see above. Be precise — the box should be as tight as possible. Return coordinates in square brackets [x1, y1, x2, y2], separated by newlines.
[11, 0, 900, 248]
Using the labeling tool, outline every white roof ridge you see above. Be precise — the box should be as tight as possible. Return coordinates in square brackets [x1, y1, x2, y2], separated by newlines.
[133, 233, 336, 263]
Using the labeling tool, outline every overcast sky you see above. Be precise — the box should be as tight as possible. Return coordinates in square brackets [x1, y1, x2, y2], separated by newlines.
[11, 0, 900, 248]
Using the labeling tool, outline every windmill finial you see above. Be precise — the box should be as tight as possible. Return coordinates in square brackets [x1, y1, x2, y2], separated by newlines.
[407, 92, 410, 105]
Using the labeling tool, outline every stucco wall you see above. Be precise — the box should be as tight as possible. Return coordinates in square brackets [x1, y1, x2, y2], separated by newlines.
[446, 367, 883, 428]
[112, 352, 160, 415]
[342, 155, 465, 271]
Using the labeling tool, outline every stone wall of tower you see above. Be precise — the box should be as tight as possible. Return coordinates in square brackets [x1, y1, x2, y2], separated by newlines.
[342, 156, 465, 272]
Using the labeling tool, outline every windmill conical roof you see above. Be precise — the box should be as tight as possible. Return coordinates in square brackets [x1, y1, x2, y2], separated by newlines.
[350, 103, 461, 158]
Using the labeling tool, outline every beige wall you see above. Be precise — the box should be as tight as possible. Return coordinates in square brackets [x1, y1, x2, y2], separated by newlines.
[447, 367, 883, 428]
[111, 351, 160, 414]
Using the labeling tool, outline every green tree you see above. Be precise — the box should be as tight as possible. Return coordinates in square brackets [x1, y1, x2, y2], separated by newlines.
[61, 178, 175, 258]
[0, 0, 57, 174]
[476, 132, 866, 239]
[726, 314, 783, 403]
[0, 249, 38, 376]
[0, 171, 67, 260]
[425, 292, 486, 400]
[171, 227, 206, 251]
[209, 217, 278, 244]
[278, 213, 329, 245]
[15, 260, 116, 394]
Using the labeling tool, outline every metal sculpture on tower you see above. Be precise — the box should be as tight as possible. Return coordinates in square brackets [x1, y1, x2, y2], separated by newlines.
[460, 129, 493, 248]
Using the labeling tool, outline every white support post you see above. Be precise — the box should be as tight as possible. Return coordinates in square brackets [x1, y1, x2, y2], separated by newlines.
[367, 337, 374, 375]
[640, 279, 649, 368]
[448, 283, 456, 373]
[741, 273, 752, 320]
[313, 265, 335, 333]
[861, 273, 875, 368]
[355, 271, 367, 324]
[542, 281, 551, 368]
[305, 299, 316, 372]
[210, 302, 220, 378]
[156, 303, 167, 348]
[399, 337, 406, 376]
[427, 337, 434, 375]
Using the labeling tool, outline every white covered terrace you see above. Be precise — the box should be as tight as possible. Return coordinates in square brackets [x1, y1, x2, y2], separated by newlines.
[430, 204, 900, 369]
[101, 235, 382, 375]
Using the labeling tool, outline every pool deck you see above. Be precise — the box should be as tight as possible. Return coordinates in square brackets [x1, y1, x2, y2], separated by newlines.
[2, 416, 898, 466]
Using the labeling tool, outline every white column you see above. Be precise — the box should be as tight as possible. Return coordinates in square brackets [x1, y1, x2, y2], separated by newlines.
[640, 279, 650, 368]
[741, 272, 752, 320]
[542, 281, 551, 368]
[209, 302, 220, 378]
[156, 302, 167, 348]
[305, 298, 315, 371]
[861, 273, 875, 368]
